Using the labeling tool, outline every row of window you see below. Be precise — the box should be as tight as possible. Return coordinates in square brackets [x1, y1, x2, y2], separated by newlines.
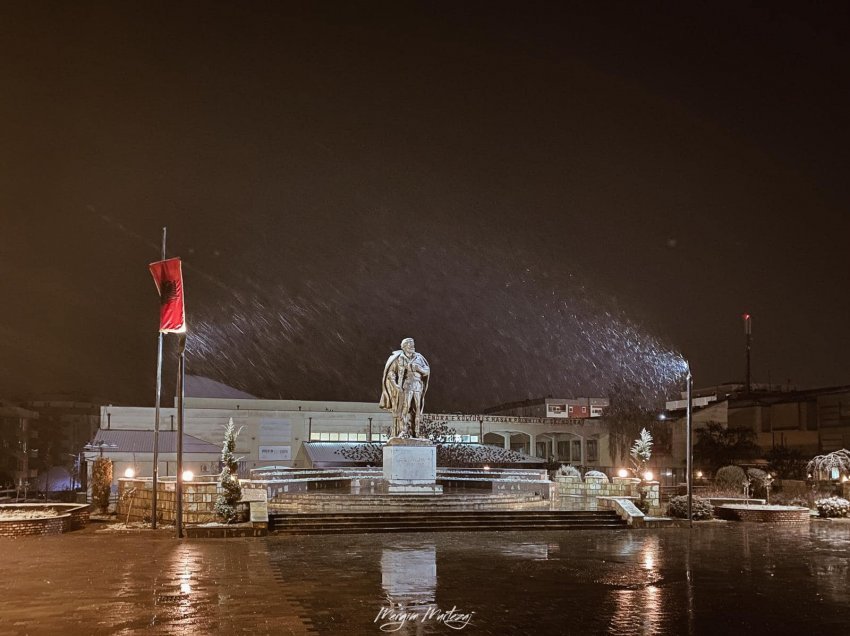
[548, 439, 598, 462]
[309, 432, 481, 443]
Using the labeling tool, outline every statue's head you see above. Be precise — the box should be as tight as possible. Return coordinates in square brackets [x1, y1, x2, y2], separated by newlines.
[401, 338, 415, 354]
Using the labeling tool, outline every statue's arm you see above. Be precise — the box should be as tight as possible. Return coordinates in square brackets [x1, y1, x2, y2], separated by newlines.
[415, 355, 430, 377]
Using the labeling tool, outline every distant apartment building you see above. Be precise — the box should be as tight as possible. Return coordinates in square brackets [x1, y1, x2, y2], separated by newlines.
[0, 402, 39, 488]
[664, 382, 850, 469]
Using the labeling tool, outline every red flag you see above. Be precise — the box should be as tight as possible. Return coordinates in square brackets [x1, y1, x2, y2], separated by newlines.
[149, 258, 186, 333]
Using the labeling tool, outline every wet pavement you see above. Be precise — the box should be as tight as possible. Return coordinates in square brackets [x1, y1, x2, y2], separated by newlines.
[1, 522, 849, 635]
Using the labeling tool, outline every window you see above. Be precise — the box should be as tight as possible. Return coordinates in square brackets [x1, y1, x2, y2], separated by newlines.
[319, 432, 330, 441]
[310, 431, 321, 441]
[356, 433, 367, 441]
[586, 440, 598, 462]
[557, 441, 571, 460]
[571, 440, 582, 462]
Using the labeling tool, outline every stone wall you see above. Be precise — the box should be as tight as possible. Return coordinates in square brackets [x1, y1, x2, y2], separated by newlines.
[716, 505, 810, 525]
[118, 478, 224, 524]
[0, 504, 90, 537]
[555, 475, 662, 515]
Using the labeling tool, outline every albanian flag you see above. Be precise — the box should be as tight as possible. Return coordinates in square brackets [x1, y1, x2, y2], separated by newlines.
[149, 257, 186, 333]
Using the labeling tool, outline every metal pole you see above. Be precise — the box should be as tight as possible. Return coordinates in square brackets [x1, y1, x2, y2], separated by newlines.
[176, 334, 186, 539]
[368, 417, 372, 442]
[152, 226, 166, 529]
[686, 368, 693, 529]
[744, 314, 752, 394]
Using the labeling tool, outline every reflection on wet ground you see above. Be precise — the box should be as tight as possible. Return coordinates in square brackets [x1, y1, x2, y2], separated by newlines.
[1, 523, 849, 635]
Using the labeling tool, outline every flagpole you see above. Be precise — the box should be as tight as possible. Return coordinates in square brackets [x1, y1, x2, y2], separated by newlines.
[176, 333, 186, 539]
[152, 226, 166, 529]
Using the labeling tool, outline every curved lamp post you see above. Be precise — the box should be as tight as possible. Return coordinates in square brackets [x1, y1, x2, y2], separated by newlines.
[685, 365, 693, 528]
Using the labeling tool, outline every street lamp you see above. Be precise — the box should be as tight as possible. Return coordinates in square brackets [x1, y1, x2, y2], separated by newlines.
[685, 364, 693, 528]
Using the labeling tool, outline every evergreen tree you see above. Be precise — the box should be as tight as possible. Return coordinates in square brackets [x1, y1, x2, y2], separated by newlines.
[215, 418, 243, 523]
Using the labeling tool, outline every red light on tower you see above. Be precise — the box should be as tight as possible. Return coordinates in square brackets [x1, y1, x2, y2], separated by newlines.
[742, 313, 752, 335]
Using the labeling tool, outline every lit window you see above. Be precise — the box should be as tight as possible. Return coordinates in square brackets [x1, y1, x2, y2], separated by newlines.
[470, 435, 479, 443]
[329, 432, 339, 441]
[319, 432, 330, 441]
[357, 433, 367, 441]
[310, 432, 320, 441]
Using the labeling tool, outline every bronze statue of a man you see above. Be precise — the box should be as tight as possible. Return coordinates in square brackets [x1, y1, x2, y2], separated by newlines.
[379, 338, 430, 438]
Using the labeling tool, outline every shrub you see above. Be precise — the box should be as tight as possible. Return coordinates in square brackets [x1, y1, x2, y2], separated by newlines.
[215, 419, 243, 523]
[584, 470, 609, 482]
[557, 464, 581, 477]
[815, 496, 850, 518]
[715, 465, 746, 491]
[746, 468, 774, 498]
[91, 458, 113, 513]
[629, 428, 653, 476]
[667, 495, 713, 520]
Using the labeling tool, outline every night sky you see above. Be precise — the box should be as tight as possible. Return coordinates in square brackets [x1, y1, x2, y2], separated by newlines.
[2, 2, 848, 411]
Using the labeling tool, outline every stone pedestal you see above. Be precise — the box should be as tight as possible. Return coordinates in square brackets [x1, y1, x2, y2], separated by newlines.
[383, 438, 443, 495]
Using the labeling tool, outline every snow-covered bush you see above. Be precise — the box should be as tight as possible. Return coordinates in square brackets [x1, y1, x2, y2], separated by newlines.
[557, 464, 581, 478]
[91, 458, 113, 513]
[215, 419, 243, 523]
[815, 496, 850, 518]
[583, 470, 609, 483]
[667, 495, 714, 520]
[715, 465, 746, 491]
[630, 428, 653, 476]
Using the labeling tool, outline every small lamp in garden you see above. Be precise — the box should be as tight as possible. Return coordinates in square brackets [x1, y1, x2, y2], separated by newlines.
[743, 478, 751, 504]
[764, 474, 774, 504]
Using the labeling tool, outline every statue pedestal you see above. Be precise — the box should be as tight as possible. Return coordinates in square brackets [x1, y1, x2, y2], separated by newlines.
[383, 438, 443, 495]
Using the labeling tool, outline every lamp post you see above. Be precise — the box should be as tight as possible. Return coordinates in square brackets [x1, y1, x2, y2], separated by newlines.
[685, 366, 693, 528]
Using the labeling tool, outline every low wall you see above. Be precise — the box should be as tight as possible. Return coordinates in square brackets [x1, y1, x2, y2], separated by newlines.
[118, 478, 225, 524]
[556, 476, 662, 515]
[0, 503, 90, 537]
[716, 505, 810, 524]
[598, 497, 645, 527]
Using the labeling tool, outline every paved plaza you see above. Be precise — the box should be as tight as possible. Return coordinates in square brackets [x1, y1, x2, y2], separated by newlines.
[1, 523, 849, 635]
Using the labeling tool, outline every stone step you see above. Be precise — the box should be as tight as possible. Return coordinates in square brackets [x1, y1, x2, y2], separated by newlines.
[274, 524, 626, 535]
[272, 511, 614, 520]
[269, 492, 545, 512]
[271, 493, 539, 500]
[269, 510, 627, 534]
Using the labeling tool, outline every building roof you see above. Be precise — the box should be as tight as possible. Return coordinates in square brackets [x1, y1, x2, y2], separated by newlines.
[185, 375, 257, 399]
[92, 429, 221, 454]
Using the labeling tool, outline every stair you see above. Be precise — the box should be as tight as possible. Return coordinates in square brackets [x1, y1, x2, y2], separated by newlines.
[270, 492, 546, 512]
[269, 510, 628, 534]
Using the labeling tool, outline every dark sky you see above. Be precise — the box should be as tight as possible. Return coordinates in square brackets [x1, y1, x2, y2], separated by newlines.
[2, 1, 848, 410]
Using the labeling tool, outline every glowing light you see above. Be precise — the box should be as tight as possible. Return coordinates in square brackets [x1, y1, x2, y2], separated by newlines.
[124, 467, 135, 478]
[182, 470, 194, 482]
[643, 471, 654, 481]
[483, 465, 490, 471]
[696, 471, 703, 479]
[617, 468, 629, 478]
